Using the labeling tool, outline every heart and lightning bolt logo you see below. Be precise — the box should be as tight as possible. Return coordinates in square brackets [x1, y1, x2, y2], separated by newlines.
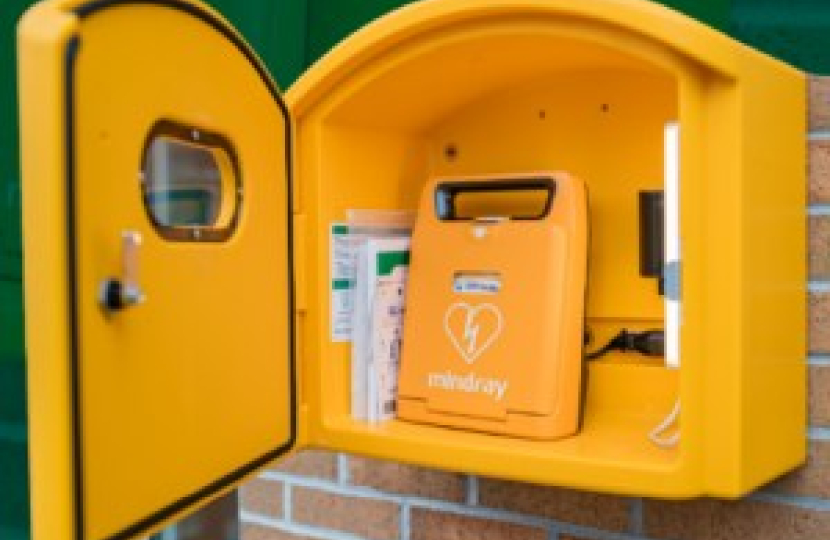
[462, 311, 481, 356]
[444, 303, 504, 364]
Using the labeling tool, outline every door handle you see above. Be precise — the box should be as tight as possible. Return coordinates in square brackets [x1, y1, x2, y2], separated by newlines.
[99, 231, 146, 312]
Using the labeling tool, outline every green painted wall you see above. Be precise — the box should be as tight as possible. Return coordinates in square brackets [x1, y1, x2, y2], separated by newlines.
[0, 2, 25, 365]
[0, 3, 29, 535]
[731, 0, 830, 76]
[0, 1, 828, 538]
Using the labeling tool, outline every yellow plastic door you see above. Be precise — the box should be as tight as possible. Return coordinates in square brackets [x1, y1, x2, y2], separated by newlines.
[18, 1, 295, 539]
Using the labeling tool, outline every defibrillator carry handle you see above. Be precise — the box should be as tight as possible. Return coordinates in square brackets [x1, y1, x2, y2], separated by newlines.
[434, 178, 556, 221]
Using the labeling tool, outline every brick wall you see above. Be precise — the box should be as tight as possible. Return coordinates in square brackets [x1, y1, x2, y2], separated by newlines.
[240, 76, 830, 540]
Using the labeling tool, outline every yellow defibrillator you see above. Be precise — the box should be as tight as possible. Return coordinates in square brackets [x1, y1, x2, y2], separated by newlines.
[397, 173, 589, 440]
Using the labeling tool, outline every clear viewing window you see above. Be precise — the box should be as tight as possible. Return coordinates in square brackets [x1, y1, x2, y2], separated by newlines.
[141, 121, 240, 241]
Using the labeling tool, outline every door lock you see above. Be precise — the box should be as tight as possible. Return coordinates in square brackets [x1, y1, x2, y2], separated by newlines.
[99, 231, 146, 312]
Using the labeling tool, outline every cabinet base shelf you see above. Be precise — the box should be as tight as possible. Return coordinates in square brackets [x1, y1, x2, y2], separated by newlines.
[315, 364, 694, 498]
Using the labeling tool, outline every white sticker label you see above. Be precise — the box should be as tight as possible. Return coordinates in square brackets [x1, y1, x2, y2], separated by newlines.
[331, 223, 355, 341]
[453, 273, 502, 294]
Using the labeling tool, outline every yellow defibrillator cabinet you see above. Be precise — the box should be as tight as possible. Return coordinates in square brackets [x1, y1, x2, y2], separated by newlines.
[18, 1, 805, 539]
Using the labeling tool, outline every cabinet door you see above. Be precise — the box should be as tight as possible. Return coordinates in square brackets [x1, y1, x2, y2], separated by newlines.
[18, 1, 296, 539]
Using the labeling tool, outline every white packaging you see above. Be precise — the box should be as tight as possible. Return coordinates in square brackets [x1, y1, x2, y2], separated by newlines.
[330, 211, 413, 342]
[369, 268, 408, 422]
[350, 236, 410, 421]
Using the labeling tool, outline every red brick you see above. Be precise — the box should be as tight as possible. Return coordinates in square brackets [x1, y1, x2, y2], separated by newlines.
[768, 440, 830, 499]
[292, 486, 399, 540]
[410, 508, 547, 540]
[240, 478, 283, 519]
[349, 456, 465, 502]
[809, 216, 830, 279]
[478, 478, 629, 532]
[242, 523, 320, 540]
[809, 363, 830, 426]
[809, 139, 830, 204]
[271, 450, 338, 480]
[809, 76, 830, 132]
[645, 498, 830, 540]
[809, 293, 830, 353]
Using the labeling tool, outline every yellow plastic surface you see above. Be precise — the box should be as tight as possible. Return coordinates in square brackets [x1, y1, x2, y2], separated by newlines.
[287, 0, 806, 498]
[19, 1, 295, 539]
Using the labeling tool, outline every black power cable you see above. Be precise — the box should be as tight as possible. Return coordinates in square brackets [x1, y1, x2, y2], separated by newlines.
[586, 329, 665, 360]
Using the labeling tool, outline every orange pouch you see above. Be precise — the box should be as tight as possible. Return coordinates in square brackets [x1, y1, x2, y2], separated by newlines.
[397, 173, 588, 440]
